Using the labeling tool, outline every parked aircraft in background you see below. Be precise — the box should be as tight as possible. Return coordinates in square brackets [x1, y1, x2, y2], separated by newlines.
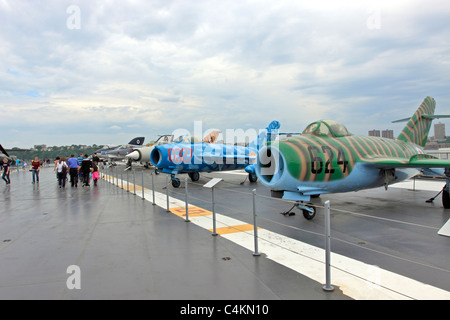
[96, 137, 145, 165]
[202, 130, 222, 143]
[150, 121, 280, 187]
[125, 134, 175, 168]
[126, 131, 224, 169]
[0, 145, 12, 163]
[255, 96, 450, 220]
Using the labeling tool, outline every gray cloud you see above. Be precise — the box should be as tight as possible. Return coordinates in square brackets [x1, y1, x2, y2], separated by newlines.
[1, 0, 450, 147]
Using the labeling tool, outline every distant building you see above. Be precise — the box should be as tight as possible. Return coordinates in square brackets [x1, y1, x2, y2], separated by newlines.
[382, 129, 394, 139]
[434, 122, 446, 140]
[369, 129, 394, 139]
[425, 141, 439, 150]
[368, 130, 380, 137]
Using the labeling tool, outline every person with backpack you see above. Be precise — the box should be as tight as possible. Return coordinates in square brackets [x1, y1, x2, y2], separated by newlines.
[92, 160, 100, 186]
[56, 157, 68, 188]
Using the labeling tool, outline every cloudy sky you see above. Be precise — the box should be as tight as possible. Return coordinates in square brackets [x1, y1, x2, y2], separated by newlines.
[1, 0, 450, 148]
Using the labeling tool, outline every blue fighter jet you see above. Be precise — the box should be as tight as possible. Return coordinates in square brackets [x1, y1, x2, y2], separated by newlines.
[150, 121, 280, 187]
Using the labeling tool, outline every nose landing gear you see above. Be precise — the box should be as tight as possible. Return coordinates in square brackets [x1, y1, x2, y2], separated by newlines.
[281, 202, 317, 220]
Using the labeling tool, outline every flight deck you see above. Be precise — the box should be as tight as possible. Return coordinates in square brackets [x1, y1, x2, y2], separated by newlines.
[0, 165, 449, 301]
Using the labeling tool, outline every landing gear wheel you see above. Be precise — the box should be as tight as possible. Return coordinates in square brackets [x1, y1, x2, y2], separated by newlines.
[443, 184, 450, 209]
[249, 172, 258, 183]
[171, 177, 181, 188]
[302, 204, 316, 220]
[188, 172, 200, 182]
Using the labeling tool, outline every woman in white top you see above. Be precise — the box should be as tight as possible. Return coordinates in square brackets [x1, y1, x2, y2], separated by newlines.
[56, 157, 68, 188]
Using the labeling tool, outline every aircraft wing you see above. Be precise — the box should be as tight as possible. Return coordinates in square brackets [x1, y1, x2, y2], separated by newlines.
[369, 154, 450, 169]
[202, 154, 256, 164]
[159, 168, 179, 175]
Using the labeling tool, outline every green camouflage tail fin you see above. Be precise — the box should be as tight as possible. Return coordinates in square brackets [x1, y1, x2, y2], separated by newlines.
[396, 97, 436, 147]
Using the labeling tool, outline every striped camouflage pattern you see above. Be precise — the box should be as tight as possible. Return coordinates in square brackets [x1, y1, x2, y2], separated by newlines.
[275, 134, 421, 183]
[268, 96, 437, 183]
[397, 96, 435, 147]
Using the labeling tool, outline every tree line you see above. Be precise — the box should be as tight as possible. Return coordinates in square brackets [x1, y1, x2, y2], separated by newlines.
[9, 145, 103, 161]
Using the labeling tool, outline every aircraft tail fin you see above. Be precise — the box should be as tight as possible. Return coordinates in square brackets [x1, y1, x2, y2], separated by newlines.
[128, 137, 145, 146]
[202, 130, 222, 143]
[395, 97, 437, 147]
[248, 120, 280, 152]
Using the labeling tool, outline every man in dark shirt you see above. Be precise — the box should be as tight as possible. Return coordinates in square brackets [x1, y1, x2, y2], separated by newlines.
[92, 153, 100, 163]
[2, 158, 10, 185]
[80, 154, 93, 187]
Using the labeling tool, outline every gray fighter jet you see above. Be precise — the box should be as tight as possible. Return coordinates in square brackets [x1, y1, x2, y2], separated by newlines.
[96, 137, 145, 166]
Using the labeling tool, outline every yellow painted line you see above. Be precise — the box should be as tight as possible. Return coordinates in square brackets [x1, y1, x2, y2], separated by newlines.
[170, 206, 213, 218]
[104, 177, 258, 236]
[119, 184, 146, 191]
[102, 176, 147, 191]
[208, 224, 260, 235]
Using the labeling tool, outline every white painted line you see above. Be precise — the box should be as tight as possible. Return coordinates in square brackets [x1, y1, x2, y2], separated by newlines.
[438, 219, 450, 237]
[390, 178, 444, 192]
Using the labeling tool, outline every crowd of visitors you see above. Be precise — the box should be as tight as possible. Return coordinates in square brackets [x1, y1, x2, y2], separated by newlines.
[54, 153, 100, 188]
[1, 153, 101, 188]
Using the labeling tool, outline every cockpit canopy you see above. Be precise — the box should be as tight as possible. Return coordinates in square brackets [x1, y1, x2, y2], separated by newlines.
[173, 135, 203, 144]
[302, 120, 351, 138]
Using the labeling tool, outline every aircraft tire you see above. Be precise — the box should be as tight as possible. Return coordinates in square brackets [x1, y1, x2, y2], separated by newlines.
[172, 178, 181, 188]
[249, 172, 258, 183]
[442, 185, 450, 209]
[189, 172, 200, 182]
[302, 205, 316, 220]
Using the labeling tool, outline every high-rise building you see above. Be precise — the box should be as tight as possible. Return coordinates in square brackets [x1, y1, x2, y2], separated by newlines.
[382, 130, 394, 139]
[434, 122, 446, 140]
[368, 130, 380, 137]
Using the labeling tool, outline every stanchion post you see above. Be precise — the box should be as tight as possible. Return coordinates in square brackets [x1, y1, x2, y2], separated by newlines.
[203, 178, 222, 236]
[184, 177, 190, 222]
[211, 186, 217, 236]
[252, 189, 260, 256]
[322, 200, 334, 292]
[127, 170, 129, 192]
[133, 169, 136, 195]
[142, 170, 145, 199]
[166, 175, 170, 212]
[121, 170, 123, 190]
[152, 172, 156, 205]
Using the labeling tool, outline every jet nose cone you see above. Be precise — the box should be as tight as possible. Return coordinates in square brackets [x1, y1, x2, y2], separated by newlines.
[126, 150, 140, 161]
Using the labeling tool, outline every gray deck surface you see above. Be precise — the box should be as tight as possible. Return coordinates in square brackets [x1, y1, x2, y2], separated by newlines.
[0, 166, 350, 300]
